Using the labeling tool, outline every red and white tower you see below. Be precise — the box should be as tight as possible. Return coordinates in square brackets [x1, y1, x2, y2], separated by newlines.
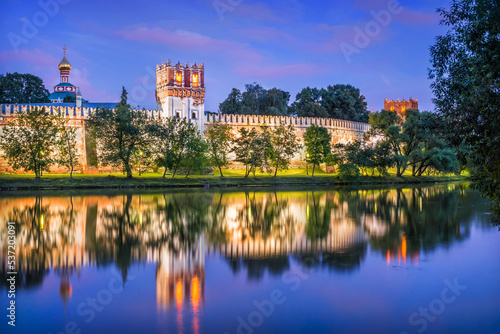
[156, 60, 206, 132]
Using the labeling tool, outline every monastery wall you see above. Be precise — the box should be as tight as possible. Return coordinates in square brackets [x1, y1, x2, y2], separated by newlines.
[0, 104, 371, 174]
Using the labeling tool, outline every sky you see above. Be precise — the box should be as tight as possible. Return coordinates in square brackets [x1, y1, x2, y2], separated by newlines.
[0, 0, 451, 112]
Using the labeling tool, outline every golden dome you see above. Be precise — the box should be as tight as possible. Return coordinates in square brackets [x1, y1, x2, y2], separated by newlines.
[58, 55, 72, 70]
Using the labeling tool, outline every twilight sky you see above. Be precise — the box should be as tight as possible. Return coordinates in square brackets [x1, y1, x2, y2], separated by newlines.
[0, 0, 450, 112]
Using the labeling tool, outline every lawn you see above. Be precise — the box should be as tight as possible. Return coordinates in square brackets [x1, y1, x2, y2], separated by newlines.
[0, 168, 467, 191]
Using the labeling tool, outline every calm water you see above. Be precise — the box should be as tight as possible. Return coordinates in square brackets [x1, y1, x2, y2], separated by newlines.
[1, 183, 499, 334]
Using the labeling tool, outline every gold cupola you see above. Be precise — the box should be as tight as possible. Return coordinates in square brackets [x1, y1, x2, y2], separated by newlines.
[58, 46, 72, 70]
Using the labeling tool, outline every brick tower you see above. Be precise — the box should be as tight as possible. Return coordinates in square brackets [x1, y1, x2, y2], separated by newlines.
[384, 98, 418, 118]
[156, 60, 205, 133]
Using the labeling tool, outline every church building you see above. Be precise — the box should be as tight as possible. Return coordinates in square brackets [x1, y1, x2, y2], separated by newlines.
[48, 47, 80, 103]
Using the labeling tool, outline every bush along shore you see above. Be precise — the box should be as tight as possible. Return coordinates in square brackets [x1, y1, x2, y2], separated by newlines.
[0, 169, 467, 191]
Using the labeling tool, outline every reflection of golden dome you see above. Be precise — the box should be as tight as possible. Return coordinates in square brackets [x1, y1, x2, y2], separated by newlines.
[58, 55, 72, 70]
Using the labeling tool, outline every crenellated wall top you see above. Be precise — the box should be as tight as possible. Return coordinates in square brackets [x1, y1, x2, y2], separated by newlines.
[206, 113, 371, 132]
[0, 104, 161, 120]
[0, 104, 371, 133]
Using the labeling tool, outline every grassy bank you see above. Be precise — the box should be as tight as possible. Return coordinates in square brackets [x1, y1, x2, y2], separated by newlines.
[0, 168, 467, 191]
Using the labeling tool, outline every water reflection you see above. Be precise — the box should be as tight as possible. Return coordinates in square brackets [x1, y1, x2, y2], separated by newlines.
[0, 184, 489, 309]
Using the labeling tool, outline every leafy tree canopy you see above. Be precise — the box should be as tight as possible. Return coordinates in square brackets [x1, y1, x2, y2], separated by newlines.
[0, 72, 50, 103]
[219, 83, 291, 116]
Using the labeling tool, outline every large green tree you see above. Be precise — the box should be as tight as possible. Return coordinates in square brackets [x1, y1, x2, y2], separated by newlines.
[56, 124, 80, 179]
[368, 110, 407, 176]
[219, 83, 291, 116]
[205, 121, 233, 177]
[0, 73, 50, 103]
[149, 117, 201, 178]
[303, 125, 331, 176]
[219, 88, 242, 114]
[88, 87, 147, 178]
[429, 0, 500, 201]
[321, 84, 369, 122]
[269, 124, 301, 176]
[290, 87, 328, 118]
[0, 107, 62, 177]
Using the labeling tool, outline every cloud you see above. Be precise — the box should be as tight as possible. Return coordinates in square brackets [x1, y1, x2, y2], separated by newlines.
[115, 25, 263, 61]
[394, 10, 439, 25]
[0, 48, 58, 68]
[234, 62, 324, 79]
[233, 2, 285, 23]
[235, 26, 298, 45]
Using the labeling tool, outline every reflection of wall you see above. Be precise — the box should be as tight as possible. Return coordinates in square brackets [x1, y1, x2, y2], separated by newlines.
[210, 192, 368, 259]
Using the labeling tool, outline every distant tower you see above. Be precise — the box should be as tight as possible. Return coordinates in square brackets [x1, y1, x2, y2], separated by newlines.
[156, 60, 206, 133]
[384, 98, 418, 118]
[49, 46, 78, 102]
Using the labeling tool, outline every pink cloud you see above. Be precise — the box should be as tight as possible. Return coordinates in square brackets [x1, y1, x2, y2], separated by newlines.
[315, 23, 388, 53]
[235, 26, 298, 45]
[115, 25, 263, 61]
[354, 0, 439, 25]
[394, 10, 439, 25]
[233, 2, 284, 23]
[234, 62, 324, 79]
[0, 49, 58, 68]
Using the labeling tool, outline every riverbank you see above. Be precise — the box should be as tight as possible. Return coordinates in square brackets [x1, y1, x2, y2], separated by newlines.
[0, 168, 467, 191]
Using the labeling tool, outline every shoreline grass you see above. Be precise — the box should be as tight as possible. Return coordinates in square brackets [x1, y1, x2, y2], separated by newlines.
[0, 168, 467, 191]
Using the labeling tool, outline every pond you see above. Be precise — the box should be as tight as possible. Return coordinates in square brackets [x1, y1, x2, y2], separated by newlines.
[1, 183, 499, 334]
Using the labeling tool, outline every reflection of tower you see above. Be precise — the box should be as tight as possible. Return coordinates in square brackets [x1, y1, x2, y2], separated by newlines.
[385, 236, 419, 265]
[156, 235, 205, 333]
[58, 269, 73, 315]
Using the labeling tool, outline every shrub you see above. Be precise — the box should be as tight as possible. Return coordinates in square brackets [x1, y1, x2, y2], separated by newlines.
[338, 163, 360, 182]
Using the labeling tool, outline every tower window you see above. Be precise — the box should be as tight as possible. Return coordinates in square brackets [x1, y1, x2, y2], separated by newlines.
[175, 110, 181, 118]
[192, 110, 198, 119]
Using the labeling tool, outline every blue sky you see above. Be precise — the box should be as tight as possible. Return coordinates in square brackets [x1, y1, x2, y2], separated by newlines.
[0, 0, 450, 112]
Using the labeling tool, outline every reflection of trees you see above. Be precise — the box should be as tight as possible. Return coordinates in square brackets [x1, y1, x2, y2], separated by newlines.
[0, 183, 491, 287]
[363, 184, 487, 258]
[305, 191, 335, 240]
[228, 256, 290, 281]
[294, 243, 368, 273]
[0, 197, 77, 290]
[93, 192, 213, 283]
[235, 192, 294, 243]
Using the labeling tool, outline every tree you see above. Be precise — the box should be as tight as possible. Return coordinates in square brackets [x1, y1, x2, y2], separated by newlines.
[290, 87, 328, 118]
[87, 87, 148, 178]
[241, 83, 267, 115]
[368, 110, 407, 176]
[232, 127, 271, 177]
[220, 84, 292, 116]
[219, 88, 242, 114]
[63, 95, 76, 103]
[181, 131, 208, 177]
[261, 88, 291, 116]
[429, 0, 500, 201]
[0, 107, 61, 178]
[0, 72, 50, 103]
[205, 121, 233, 177]
[232, 127, 258, 177]
[56, 124, 79, 179]
[303, 125, 331, 176]
[269, 124, 301, 176]
[320, 84, 369, 122]
[149, 117, 199, 178]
